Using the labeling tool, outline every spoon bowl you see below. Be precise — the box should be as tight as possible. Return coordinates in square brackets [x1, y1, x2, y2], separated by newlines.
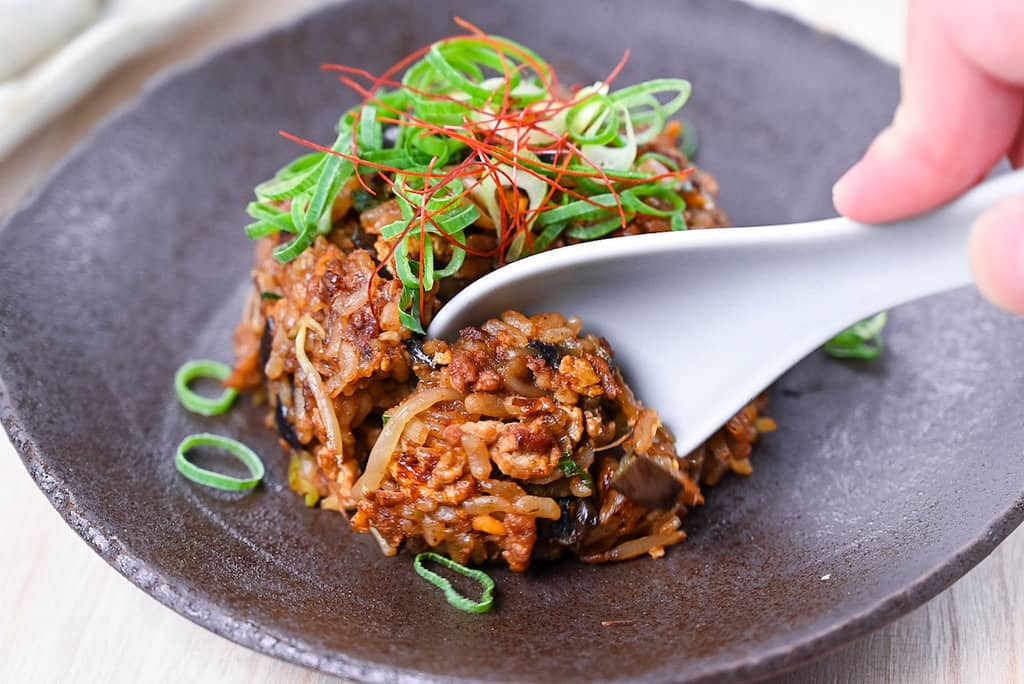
[429, 169, 1024, 455]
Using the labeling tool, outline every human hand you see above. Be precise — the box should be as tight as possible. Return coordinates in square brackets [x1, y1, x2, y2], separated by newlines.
[832, 0, 1024, 313]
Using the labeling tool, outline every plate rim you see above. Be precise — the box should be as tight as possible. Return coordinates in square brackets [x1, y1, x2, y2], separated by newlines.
[2, 1, 1023, 681]
[0, 0, 230, 161]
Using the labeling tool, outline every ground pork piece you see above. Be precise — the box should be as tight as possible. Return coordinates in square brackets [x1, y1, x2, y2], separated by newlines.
[489, 420, 562, 481]
[360, 198, 403, 234]
[502, 513, 537, 572]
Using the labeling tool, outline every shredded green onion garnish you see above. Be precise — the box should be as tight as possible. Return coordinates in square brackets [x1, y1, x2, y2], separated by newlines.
[174, 359, 239, 416]
[824, 312, 888, 360]
[558, 452, 594, 488]
[413, 551, 495, 613]
[679, 118, 699, 160]
[175, 433, 265, 491]
[247, 23, 696, 332]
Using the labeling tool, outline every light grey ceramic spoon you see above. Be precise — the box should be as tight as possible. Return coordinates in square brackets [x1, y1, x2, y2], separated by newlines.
[429, 169, 1024, 456]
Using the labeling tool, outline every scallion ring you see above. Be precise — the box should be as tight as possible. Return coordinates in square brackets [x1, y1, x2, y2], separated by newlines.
[679, 117, 700, 160]
[567, 92, 619, 145]
[621, 184, 685, 217]
[174, 359, 239, 416]
[413, 552, 495, 613]
[824, 312, 888, 360]
[564, 215, 628, 240]
[175, 433, 265, 491]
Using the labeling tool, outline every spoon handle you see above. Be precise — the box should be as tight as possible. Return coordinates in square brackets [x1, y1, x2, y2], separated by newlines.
[766, 168, 1024, 319]
[656, 168, 1024, 454]
[428, 168, 1024, 457]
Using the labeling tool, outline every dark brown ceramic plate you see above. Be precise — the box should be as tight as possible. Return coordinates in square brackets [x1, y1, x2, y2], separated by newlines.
[2, 0, 1024, 682]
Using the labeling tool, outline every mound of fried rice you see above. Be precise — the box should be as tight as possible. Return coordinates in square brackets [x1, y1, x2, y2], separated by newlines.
[228, 125, 769, 570]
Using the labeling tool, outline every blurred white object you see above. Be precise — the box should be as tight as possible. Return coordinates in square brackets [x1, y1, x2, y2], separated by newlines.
[743, 0, 905, 64]
[0, 1, 102, 79]
[0, 0, 226, 160]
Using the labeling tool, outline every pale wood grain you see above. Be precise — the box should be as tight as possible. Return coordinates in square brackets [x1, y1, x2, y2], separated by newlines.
[2, 1, 1022, 682]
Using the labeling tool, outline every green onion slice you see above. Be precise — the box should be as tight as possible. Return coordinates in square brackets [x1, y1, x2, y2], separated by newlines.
[249, 33, 700, 333]
[175, 433, 265, 491]
[610, 78, 691, 124]
[174, 359, 239, 416]
[254, 153, 325, 201]
[679, 117, 699, 160]
[564, 215, 625, 240]
[824, 312, 888, 360]
[558, 453, 594, 488]
[567, 91, 619, 145]
[413, 552, 495, 613]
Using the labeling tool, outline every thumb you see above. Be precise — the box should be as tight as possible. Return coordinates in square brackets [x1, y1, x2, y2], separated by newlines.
[969, 194, 1024, 314]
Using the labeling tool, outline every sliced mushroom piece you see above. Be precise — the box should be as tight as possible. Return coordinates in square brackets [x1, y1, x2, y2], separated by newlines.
[259, 315, 275, 369]
[403, 337, 437, 369]
[528, 339, 564, 367]
[273, 387, 303, 450]
[536, 496, 598, 550]
[610, 456, 683, 510]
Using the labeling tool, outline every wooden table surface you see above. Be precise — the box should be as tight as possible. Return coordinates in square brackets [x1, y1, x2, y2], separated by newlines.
[2, 1, 1022, 682]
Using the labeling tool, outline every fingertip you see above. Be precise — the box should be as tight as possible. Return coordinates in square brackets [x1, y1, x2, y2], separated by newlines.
[832, 160, 871, 221]
[969, 195, 1024, 315]
[831, 127, 924, 224]
[834, 119, 1004, 225]
[831, 163, 855, 215]
[832, 127, 897, 223]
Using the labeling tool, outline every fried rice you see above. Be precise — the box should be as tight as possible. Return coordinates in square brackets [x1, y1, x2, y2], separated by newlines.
[228, 125, 769, 571]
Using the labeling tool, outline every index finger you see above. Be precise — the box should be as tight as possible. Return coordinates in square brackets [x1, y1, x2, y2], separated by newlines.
[833, 0, 1024, 223]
